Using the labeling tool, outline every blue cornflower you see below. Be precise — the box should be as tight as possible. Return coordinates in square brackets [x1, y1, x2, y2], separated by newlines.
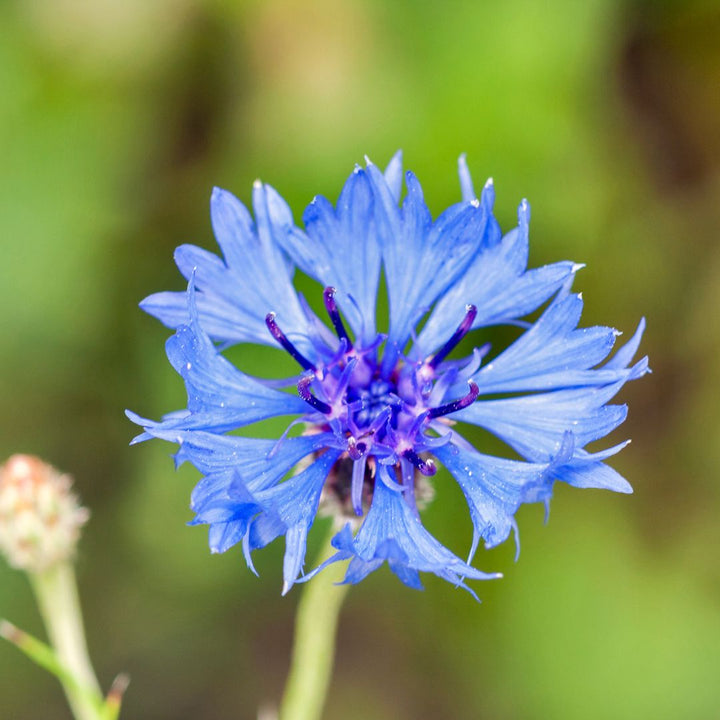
[129, 153, 647, 597]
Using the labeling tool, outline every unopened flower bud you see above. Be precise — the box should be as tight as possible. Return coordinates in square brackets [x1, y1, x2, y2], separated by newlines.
[0, 455, 89, 573]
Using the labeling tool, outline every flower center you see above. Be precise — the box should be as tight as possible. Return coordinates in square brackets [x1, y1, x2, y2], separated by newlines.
[266, 287, 480, 514]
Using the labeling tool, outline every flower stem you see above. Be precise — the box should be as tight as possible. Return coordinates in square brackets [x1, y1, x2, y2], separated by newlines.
[278, 525, 349, 720]
[30, 562, 103, 720]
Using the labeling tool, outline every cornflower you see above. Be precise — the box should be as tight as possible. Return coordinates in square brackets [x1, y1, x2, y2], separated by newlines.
[129, 153, 647, 597]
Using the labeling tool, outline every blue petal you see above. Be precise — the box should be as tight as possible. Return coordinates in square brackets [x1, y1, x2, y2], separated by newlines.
[190, 470, 263, 525]
[457, 156, 498, 212]
[140, 429, 333, 492]
[554, 443, 634, 493]
[247, 450, 342, 593]
[455, 380, 632, 462]
[208, 520, 249, 554]
[136, 288, 309, 434]
[140, 289, 257, 345]
[308, 468, 501, 595]
[282, 523, 311, 595]
[604, 318, 646, 370]
[383, 150, 404, 202]
[186, 470, 265, 554]
[271, 167, 381, 344]
[434, 442, 553, 555]
[366, 163, 488, 370]
[128, 428, 335, 558]
[466, 293, 639, 393]
[458, 153, 476, 202]
[141, 185, 312, 354]
[418, 199, 577, 354]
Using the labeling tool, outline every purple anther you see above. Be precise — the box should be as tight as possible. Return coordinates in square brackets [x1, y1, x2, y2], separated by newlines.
[297, 375, 332, 414]
[323, 287, 352, 347]
[427, 380, 479, 419]
[401, 448, 437, 477]
[429, 304, 478, 369]
[265, 312, 315, 371]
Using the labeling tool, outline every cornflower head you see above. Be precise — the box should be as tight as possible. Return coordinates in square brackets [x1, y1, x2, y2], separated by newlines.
[129, 153, 647, 597]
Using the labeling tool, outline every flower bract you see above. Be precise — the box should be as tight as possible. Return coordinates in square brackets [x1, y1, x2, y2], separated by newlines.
[129, 153, 648, 597]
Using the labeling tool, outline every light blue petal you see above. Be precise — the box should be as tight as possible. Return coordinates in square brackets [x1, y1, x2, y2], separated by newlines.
[142, 185, 312, 353]
[271, 167, 381, 344]
[312, 469, 500, 594]
[453, 299, 648, 396]
[282, 523, 311, 595]
[141, 289, 308, 433]
[256, 450, 340, 528]
[557, 459, 633, 493]
[141, 289, 259, 344]
[456, 381, 631, 462]
[208, 521, 249, 554]
[187, 470, 265, 554]
[458, 153, 476, 202]
[469, 293, 618, 393]
[389, 558, 424, 590]
[366, 162, 488, 370]
[418, 199, 577, 354]
[168, 325, 306, 417]
[434, 442, 552, 554]
[149, 430, 332, 492]
[553, 444, 634, 493]
[248, 450, 341, 592]
[383, 150, 404, 201]
[604, 318, 646, 370]
[190, 470, 263, 525]
[457, 156, 497, 212]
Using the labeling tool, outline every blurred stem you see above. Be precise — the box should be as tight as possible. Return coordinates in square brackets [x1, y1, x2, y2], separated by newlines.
[30, 563, 103, 720]
[278, 525, 349, 720]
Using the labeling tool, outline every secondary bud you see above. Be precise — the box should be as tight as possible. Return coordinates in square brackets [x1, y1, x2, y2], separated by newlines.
[0, 455, 89, 573]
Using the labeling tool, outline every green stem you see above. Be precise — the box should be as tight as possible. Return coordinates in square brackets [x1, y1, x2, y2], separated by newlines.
[278, 525, 349, 720]
[30, 563, 103, 720]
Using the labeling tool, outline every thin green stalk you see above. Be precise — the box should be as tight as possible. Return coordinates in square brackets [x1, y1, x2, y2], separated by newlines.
[279, 525, 350, 720]
[30, 563, 103, 720]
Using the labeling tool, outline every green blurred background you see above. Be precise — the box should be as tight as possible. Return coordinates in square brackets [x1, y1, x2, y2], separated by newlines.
[1, 0, 719, 717]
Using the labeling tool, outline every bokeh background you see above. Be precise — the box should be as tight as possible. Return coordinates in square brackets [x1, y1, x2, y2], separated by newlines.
[1, 0, 719, 717]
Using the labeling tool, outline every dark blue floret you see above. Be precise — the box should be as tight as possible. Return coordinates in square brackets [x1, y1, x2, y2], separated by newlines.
[130, 153, 648, 596]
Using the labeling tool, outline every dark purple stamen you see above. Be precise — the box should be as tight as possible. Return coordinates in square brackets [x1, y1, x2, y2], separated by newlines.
[297, 375, 332, 414]
[266, 312, 315, 371]
[429, 304, 478, 369]
[323, 287, 352, 347]
[402, 448, 437, 476]
[427, 380, 479, 419]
